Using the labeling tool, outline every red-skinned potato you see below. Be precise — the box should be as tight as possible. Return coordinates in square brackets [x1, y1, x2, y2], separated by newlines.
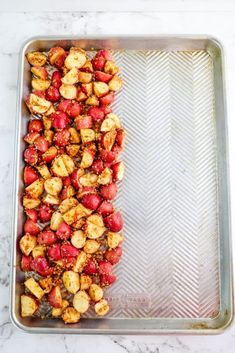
[83, 258, 98, 275]
[34, 136, 49, 153]
[97, 201, 114, 216]
[104, 211, 123, 232]
[81, 60, 93, 73]
[116, 128, 125, 148]
[66, 101, 82, 118]
[61, 67, 79, 85]
[77, 89, 87, 102]
[42, 146, 58, 163]
[27, 93, 52, 115]
[98, 260, 113, 275]
[61, 185, 76, 200]
[56, 221, 72, 240]
[101, 130, 117, 151]
[68, 127, 80, 143]
[38, 228, 57, 245]
[39, 204, 52, 222]
[100, 105, 112, 116]
[97, 167, 112, 185]
[96, 49, 112, 61]
[100, 182, 118, 200]
[88, 107, 104, 123]
[28, 119, 43, 133]
[47, 243, 62, 261]
[51, 71, 62, 89]
[24, 132, 40, 144]
[31, 256, 53, 277]
[104, 60, 119, 75]
[107, 231, 123, 248]
[61, 243, 80, 257]
[100, 273, 117, 286]
[77, 71, 93, 83]
[45, 86, 61, 102]
[75, 115, 92, 129]
[54, 129, 70, 147]
[77, 186, 97, 199]
[48, 47, 66, 65]
[31, 90, 45, 99]
[55, 53, 67, 69]
[71, 169, 84, 189]
[92, 159, 104, 174]
[65, 47, 86, 69]
[112, 161, 125, 181]
[58, 99, 71, 113]
[44, 129, 54, 145]
[92, 56, 105, 71]
[99, 92, 115, 106]
[24, 166, 39, 185]
[51, 111, 69, 130]
[81, 194, 102, 210]
[95, 71, 112, 83]
[24, 219, 40, 236]
[25, 209, 38, 222]
[21, 255, 32, 272]
[105, 246, 122, 264]
[66, 144, 80, 157]
[48, 286, 62, 308]
[100, 149, 117, 163]
[81, 83, 93, 96]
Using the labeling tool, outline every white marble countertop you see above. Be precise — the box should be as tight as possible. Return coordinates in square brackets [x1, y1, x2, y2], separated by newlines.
[1, 2, 235, 352]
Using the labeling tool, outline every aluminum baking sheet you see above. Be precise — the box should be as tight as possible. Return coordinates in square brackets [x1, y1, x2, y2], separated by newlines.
[10, 36, 233, 334]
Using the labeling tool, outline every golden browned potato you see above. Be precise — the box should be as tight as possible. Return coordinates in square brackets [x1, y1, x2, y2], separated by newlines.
[80, 274, 92, 290]
[59, 84, 77, 99]
[28, 93, 52, 115]
[73, 290, 89, 314]
[20, 234, 37, 256]
[93, 82, 109, 97]
[59, 197, 78, 214]
[39, 277, 53, 293]
[85, 214, 106, 240]
[107, 232, 124, 249]
[65, 47, 86, 69]
[24, 278, 44, 299]
[37, 164, 51, 179]
[44, 104, 56, 116]
[89, 284, 103, 302]
[94, 299, 110, 316]
[79, 173, 98, 187]
[32, 79, 50, 91]
[44, 130, 54, 144]
[21, 294, 38, 317]
[51, 154, 75, 177]
[66, 144, 80, 157]
[80, 129, 96, 144]
[25, 179, 44, 198]
[100, 113, 121, 132]
[104, 60, 119, 75]
[97, 167, 112, 185]
[83, 239, 100, 254]
[69, 127, 80, 143]
[43, 194, 60, 205]
[26, 52, 47, 66]
[62, 307, 80, 323]
[52, 299, 69, 317]
[108, 76, 123, 91]
[71, 230, 86, 249]
[61, 68, 79, 84]
[80, 149, 94, 168]
[62, 271, 80, 294]
[73, 251, 87, 273]
[32, 245, 46, 258]
[50, 211, 63, 230]
[42, 115, 52, 130]
[85, 94, 99, 106]
[44, 177, 63, 196]
[77, 71, 93, 83]
[23, 196, 41, 209]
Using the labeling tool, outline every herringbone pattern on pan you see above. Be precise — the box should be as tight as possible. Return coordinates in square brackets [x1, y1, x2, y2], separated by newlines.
[88, 50, 219, 318]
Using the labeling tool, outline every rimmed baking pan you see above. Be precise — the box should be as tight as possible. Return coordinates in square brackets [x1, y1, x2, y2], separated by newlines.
[10, 36, 233, 334]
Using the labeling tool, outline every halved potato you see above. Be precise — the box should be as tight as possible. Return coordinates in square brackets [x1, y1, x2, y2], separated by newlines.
[77, 71, 93, 83]
[100, 113, 121, 132]
[79, 173, 98, 187]
[52, 299, 69, 317]
[61, 68, 79, 84]
[23, 196, 41, 209]
[80, 129, 95, 144]
[50, 211, 63, 230]
[80, 149, 94, 168]
[43, 194, 60, 205]
[26, 52, 47, 66]
[73, 251, 87, 273]
[25, 178, 44, 198]
[24, 278, 44, 299]
[80, 274, 92, 290]
[62, 271, 80, 294]
[71, 230, 86, 249]
[21, 294, 38, 317]
[89, 284, 103, 302]
[69, 127, 80, 143]
[85, 214, 106, 239]
[97, 167, 112, 185]
[32, 79, 50, 91]
[108, 75, 122, 91]
[44, 177, 63, 196]
[62, 307, 80, 323]
[65, 47, 86, 69]
[104, 60, 119, 75]
[94, 299, 109, 316]
[73, 290, 89, 314]
[42, 115, 52, 130]
[59, 197, 78, 214]
[51, 154, 75, 177]
[83, 240, 100, 254]
[66, 144, 80, 157]
[28, 93, 51, 115]
[59, 84, 77, 99]
[20, 234, 37, 256]
[93, 82, 109, 97]
[37, 164, 51, 179]
[107, 232, 124, 249]
[32, 245, 46, 258]
[85, 94, 99, 106]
